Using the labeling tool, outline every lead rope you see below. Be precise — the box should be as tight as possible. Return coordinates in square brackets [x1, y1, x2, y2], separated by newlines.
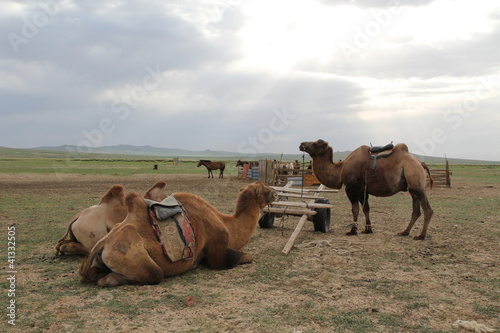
[300, 152, 310, 210]
[301, 152, 305, 198]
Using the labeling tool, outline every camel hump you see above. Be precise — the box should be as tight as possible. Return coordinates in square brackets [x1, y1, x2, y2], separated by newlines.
[144, 181, 167, 201]
[395, 143, 409, 152]
[125, 192, 147, 213]
[100, 185, 125, 205]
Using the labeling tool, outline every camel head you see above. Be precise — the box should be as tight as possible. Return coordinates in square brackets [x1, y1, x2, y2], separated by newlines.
[239, 181, 277, 209]
[299, 139, 330, 157]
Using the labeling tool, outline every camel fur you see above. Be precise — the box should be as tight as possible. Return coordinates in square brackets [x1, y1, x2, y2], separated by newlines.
[300, 139, 434, 240]
[79, 181, 276, 287]
[55, 181, 167, 256]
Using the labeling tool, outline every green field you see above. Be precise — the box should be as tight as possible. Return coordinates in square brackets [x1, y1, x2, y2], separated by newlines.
[0, 157, 498, 333]
[0, 158, 241, 176]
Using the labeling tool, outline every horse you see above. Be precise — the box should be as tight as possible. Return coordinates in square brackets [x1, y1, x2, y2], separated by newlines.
[197, 160, 226, 178]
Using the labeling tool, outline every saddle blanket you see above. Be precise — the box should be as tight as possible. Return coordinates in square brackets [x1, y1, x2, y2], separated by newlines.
[145, 195, 195, 262]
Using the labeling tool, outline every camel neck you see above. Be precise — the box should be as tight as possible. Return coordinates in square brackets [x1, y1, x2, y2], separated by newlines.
[227, 192, 261, 249]
[311, 148, 343, 189]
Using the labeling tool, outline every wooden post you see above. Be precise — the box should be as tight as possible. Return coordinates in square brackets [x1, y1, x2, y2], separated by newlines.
[259, 158, 267, 183]
[445, 157, 451, 187]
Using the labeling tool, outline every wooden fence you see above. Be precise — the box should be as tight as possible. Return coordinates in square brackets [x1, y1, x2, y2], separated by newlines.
[427, 159, 452, 188]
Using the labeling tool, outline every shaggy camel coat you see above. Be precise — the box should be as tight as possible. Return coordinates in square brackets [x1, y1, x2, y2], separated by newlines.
[300, 139, 433, 239]
[80, 181, 276, 287]
[56, 181, 167, 256]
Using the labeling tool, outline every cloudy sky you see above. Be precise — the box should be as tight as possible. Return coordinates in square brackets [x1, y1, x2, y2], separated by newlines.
[1, 0, 499, 161]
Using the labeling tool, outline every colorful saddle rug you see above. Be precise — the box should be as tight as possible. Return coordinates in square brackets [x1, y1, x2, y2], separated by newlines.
[144, 195, 195, 262]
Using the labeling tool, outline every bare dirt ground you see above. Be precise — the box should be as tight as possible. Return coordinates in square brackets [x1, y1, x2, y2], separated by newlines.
[1, 172, 499, 332]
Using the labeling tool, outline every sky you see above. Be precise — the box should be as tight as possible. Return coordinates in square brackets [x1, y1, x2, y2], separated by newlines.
[1, 0, 499, 161]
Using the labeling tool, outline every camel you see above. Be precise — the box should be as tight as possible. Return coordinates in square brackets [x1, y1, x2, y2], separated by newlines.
[55, 181, 167, 256]
[299, 139, 434, 240]
[79, 181, 276, 287]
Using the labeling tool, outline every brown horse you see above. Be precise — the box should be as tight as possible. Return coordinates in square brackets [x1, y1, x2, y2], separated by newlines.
[197, 160, 225, 178]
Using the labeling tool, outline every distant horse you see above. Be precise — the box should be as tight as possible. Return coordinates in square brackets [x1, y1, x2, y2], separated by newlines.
[197, 160, 226, 178]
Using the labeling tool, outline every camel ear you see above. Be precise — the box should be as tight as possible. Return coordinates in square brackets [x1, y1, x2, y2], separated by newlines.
[100, 185, 125, 205]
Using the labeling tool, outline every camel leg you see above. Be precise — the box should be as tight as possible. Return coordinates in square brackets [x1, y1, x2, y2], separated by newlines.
[56, 240, 89, 256]
[97, 228, 164, 287]
[398, 190, 423, 238]
[98, 245, 164, 287]
[205, 240, 251, 269]
[415, 193, 433, 240]
[345, 186, 360, 235]
[361, 194, 373, 234]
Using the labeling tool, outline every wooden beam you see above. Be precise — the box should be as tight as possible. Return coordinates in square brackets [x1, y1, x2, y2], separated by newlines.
[272, 201, 334, 209]
[271, 186, 338, 193]
[262, 207, 317, 216]
[276, 192, 323, 200]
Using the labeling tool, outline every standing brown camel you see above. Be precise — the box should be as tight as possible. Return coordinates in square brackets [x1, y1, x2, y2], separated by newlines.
[79, 182, 276, 287]
[299, 140, 434, 240]
[55, 181, 167, 256]
[197, 160, 225, 178]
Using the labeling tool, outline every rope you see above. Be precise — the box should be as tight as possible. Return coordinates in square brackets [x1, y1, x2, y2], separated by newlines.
[301, 152, 305, 198]
[294, 239, 364, 253]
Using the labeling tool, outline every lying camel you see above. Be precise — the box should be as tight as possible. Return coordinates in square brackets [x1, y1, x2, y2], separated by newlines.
[80, 181, 276, 287]
[300, 139, 433, 240]
[55, 181, 167, 256]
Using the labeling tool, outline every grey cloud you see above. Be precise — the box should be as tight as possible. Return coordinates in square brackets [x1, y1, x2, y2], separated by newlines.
[316, 0, 435, 9]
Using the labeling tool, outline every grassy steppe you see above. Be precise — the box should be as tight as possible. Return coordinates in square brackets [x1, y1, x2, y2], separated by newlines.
[0, 159, 498, 333]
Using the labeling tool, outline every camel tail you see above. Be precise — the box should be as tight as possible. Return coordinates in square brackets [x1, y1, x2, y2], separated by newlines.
[421, 162, 434, 190]
[55, 215, 79, 256]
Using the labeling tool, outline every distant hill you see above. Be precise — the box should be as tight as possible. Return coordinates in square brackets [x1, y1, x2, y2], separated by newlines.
[0, 145, 499, 164]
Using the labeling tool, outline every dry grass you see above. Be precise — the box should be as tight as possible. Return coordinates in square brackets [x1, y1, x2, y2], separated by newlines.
[0, 166, 499, 332]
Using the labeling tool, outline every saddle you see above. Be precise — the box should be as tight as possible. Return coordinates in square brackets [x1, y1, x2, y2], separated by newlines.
[368, 142, 394, 176]
[145, 195, 195, 262]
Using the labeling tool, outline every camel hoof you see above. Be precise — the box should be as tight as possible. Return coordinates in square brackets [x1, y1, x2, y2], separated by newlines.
[346, 230, 358, 236]
[361, 228, 373, 234]
[397, 232, 409, 237]
[239, 253, 253, 265]
[413, 235, 426, 240]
